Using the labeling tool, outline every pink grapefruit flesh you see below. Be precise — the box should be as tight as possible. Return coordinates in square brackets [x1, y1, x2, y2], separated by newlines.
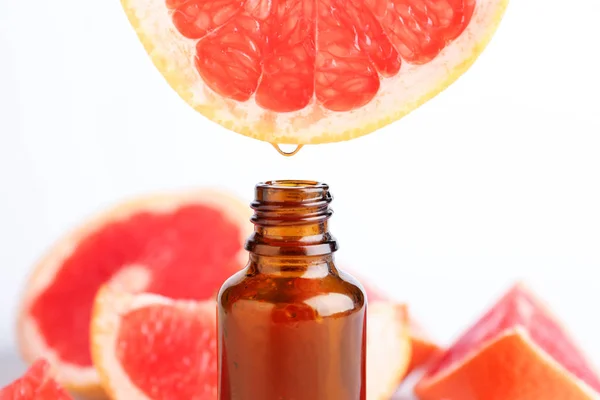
[31, 205, 239, 367]
[168, 0, 475, 113]
[92, 288, 217, 399]
[0, 360, 73, 400]
[18, 191, 250, 392]
[416, 283, 600, 400]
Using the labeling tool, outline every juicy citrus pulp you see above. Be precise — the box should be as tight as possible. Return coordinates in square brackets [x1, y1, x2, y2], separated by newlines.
[92, 288, 217, 399]
[18, 191, 250, 393]
[122, 0, 509, 143]
[0, 360, 73, 400]
[416, 283, 600, 400]
[169, 0, 473, 113]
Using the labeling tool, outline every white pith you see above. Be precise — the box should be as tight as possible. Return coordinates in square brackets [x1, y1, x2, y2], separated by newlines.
[91, 288, 217, 400]
[367, 301, 411, 400]
[122, 0, 508, 144]
[17, 190, 251, 390]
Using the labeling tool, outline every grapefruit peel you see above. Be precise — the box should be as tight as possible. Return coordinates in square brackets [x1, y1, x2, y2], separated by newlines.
[120, 0, 510, 144]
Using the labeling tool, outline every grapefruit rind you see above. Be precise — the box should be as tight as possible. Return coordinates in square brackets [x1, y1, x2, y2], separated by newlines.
[90, 286, 217, 400]
[17, 190, 250, 394]
[121, 0, 510, 144]
[367, 301, 412, 400]
[416, 327, 600, 400]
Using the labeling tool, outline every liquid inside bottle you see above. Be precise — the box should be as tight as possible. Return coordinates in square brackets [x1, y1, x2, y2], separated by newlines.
[217, 180, 366, 400]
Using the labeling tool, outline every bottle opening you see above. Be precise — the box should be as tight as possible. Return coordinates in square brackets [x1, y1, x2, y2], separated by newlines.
[261, 180, 322, 189]
[246, 180, 338, 256]
[251, 180, 333, 226]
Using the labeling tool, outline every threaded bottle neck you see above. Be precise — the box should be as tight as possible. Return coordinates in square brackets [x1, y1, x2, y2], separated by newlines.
[245, 180, 338, 257]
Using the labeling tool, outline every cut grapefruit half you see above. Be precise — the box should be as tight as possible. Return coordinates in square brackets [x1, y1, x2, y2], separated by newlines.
[121, 0, 509, 144]
[0, 360, 73, 399]
[415, 283, 600, 400]
[90, 287, 411, 400]
[91, 286, 218, 399]
[17, 190, 251, 395]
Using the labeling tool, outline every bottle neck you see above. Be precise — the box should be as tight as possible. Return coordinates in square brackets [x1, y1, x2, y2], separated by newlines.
[245, 180, 338, 257]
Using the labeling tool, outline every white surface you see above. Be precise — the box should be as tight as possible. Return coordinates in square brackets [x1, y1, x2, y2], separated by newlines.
[1, 0, 600, 387]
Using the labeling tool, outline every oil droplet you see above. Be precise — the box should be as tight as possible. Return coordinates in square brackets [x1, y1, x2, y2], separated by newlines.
[271, 143, 304, 157]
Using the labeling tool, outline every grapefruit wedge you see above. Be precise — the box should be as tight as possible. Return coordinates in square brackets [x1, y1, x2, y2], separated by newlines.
[406, 319, 442, 374]
[415, 283, 600, 400]
[17, 190, 250, 395]
[90, 287, 411, 400]
[361, 276, 442, 374]
[121, 0, 509, 144]
[367, 302, 412, 400]
[91, 287, 218, 399]
[0, 360, 73, 400]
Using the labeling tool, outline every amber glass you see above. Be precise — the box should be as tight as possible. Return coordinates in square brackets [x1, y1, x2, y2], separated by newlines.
[217, 180, 366, 400]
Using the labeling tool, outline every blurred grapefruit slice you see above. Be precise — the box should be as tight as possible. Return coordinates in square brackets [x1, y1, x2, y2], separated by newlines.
[367, 302, 412, 400]
[361, 276, 442, 373]
[17, 190, 250, 395]
[121, 0, 509, 144]
[407, 319, 442, 374]
[0, 360, 73, 399]
[91, 286, 218, 399]
[415, 283, 600, 400]
[90, 287, 411, 400]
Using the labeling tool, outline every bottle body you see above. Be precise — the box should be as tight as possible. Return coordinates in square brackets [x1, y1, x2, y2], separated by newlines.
[217, 181, 366, 400]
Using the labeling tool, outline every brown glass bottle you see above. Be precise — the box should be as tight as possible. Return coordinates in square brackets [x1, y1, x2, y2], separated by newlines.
[217, 180, 366, 400]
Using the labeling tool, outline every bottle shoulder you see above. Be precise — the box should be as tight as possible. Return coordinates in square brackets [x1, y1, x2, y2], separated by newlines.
[218, 265, 365, 318]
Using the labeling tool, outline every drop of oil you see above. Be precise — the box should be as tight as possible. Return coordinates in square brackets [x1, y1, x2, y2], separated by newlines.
[271, 143, 304, 157]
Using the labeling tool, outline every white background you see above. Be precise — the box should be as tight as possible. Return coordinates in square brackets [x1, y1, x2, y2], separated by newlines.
[1, 0, 600, 386]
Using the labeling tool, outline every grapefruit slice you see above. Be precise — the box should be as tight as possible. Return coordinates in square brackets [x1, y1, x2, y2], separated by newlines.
[90, 287, 411, 400]
[121, 0, 509, 144]
[406, 319, 442, 374]
[415, 283, 600, 400]
[91, 286, 218, 399]
[0, 360, 73, 399]
[367, 302, 412, 400]
[361, 276, 442, 373]
[17, 190, 251, 395]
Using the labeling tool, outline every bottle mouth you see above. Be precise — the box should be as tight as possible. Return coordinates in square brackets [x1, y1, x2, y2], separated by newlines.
[246, 180, 337, 255]
[257, 180, 327, 190]
[251, 180, 333, 226]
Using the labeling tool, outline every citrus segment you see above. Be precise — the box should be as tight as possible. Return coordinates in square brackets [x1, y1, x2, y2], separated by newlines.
[91, 287, 217, 399]
[0, 360, 73, 400]
[17, 191, 250, 393]
[121, 0, 509, 143]
[367, 302, 412, 400]
[407, 319, 442, 374]
[415, 283, 600, 400]
[359, 275, 442, 373]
